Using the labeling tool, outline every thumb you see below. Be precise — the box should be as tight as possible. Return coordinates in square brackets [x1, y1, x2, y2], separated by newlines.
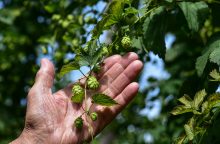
[34, 58, 55, 91]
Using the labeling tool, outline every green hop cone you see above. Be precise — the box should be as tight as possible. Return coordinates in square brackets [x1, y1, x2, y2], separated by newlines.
[90, 112, 98, 121]
[71, 84, 84, 103]
[93, 64, 101, 73]
[102, 46, 109, 56]
[74, 117, 83, 129]
[121, 36, 132, 49]
[87, 76, 100, 90]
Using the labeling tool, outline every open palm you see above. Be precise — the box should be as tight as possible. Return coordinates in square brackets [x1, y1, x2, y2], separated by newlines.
[16, 52, 143, 144]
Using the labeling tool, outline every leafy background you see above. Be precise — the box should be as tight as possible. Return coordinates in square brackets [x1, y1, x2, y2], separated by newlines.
[1, 0, 220, 143]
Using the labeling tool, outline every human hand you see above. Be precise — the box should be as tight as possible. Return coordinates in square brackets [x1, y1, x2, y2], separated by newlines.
[10, 52, 143, 144]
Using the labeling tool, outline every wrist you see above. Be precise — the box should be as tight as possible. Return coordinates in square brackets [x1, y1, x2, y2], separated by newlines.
[10, 129, 46, 144]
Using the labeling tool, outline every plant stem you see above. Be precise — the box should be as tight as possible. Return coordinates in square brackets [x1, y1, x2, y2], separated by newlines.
[84, 81, 88, 111]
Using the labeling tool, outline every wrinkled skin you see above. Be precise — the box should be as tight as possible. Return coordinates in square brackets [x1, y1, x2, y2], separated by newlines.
[11, 52, 143, 144]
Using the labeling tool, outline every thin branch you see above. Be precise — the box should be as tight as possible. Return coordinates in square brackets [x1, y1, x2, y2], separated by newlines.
[79, 69, 87, 78]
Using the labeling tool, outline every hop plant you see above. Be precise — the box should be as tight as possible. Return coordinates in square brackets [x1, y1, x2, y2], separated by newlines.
[102, 46, 109, 55]
[121, 36, 132, 48]
[90, 112, 98, 121]
[83, 45, 89, 53]
[71, 84, 84, 103]
[87, 76, 100, 90]
[74, 117, 83, 129]
[93, 64, 101, 73]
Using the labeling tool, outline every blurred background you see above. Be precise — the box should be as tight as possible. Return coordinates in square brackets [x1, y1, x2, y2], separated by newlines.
[1, 0, 220, 143]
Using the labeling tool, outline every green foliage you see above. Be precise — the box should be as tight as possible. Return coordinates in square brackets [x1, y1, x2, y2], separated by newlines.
[172, 70, 220, 143]
[171, 89, 207, 115]
[196, 34, 220, 76]
[209, 47, 220, 65]
[178, 1, 209, 32]
[143, 6, 168, 58]
[92, 94, 118, 106]
[59, 61, 80, 78]
[210, 69, 220, 81]
[1, 0, 220, 143]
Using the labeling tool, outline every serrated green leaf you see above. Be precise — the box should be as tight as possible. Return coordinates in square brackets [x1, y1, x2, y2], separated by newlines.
[91, 48, 104, 66]
[207, 93, 220, 108]
[210, 69, 220, 81]
[193, 89, 207, 110]
[192, 110, 201, 115]
[196, 34, 220, 76]
[188, 117, 196, 128]
[178, 94, 192, 107]
[92, 15, 111, 39]
[78, 56, 91, 66]
[131, 37, 144, 49]
[58, 61, 80, 78]
[107, 0, 123, 17]
[184, 124, 194, 141]
[143, 6, 168, 59]
[104, 14, 119, 28]
[92, 0, 124, 39]
[87, 40, 97, 57]
[178, 1, 209, 32]
[194, 127, 206, 138]
[175, 135, 186, 144]
[196, 51, 210, 76]
[171, 105, 193, 115]
[209, 48, 220, 66]
[92, 94, 118, 106]
[202, 101, 209, 114]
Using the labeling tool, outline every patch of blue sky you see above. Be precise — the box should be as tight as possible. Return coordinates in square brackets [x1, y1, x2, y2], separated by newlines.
[138, 33, 175, 119]
[216, 86, 220, 92]
[139, 52, 170, 91]
[83, 1, 107, 43]
[70, 66, 90, 82]
[144, 133, 154, 143]
[0, 1, 4, 9]
[36, 45, 54, 65]
[165, 33, 176, 49]
[139, 90, 162, 120]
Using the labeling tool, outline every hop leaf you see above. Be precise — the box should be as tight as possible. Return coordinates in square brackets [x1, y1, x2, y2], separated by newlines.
[87, 76, 100, 90]
[84, 45, 89, 53]
[121, 36, 132, 48]
[210, 69, 220, 81]
[184, 124, 194, 141]
[90, 112, 98, 121]
[71, 84, 84, 103]
[74, 117, 83, 129]
[92, 93, 118, 106]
